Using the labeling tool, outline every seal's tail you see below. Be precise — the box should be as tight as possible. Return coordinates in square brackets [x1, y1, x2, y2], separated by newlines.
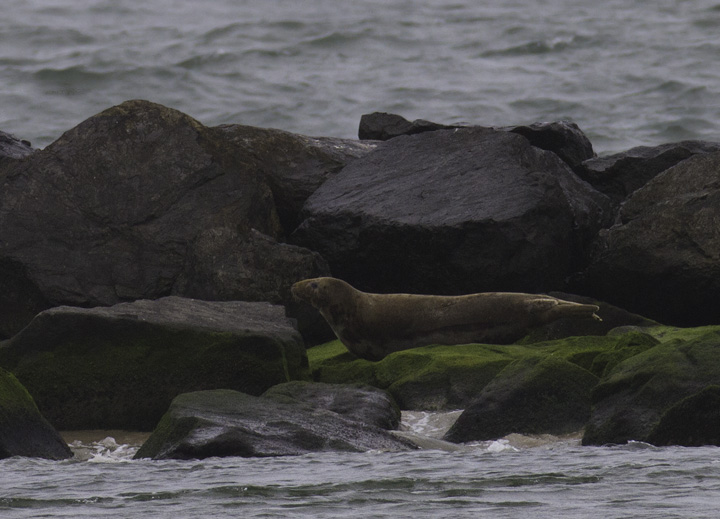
[555, 301, 602, 321]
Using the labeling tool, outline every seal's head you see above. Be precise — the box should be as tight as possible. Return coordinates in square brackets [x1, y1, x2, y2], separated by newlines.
[292, 276, 358, 310]
[292, 277, 335, 309]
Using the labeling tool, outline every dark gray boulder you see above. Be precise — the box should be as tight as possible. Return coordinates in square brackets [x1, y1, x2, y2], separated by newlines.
[505, 120, 596, 170]
[292, 127, 612, 295]
[216, 124, 376, 233]
[443, 356, 598, 443]
[0, 100, 362, 338]
[134, 387, 416, 460]
[171, 228, 333, 343]
[0, 131, 35, 161]
[0, 297, 308, 431]
[0, 258, 50, 340]
[576, 151, 720, 326]
[0, 367, 72, 460]
[358, 112, 461, 141]
[576, 140, 720, 205]
[262, 380, 401, 430]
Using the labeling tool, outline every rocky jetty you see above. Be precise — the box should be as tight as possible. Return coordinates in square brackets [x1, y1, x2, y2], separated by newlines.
[0, 367, 72, 460]
[1, 101, 720, 454]
[135, 383, 414, 460]
[0, 297, 308, 431]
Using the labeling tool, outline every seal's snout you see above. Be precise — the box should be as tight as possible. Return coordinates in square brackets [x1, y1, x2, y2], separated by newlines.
[291, 279, 319, 303]
[291, 281, 306, 302]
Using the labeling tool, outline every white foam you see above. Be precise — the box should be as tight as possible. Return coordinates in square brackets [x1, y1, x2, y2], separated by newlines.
[68, 436, 140, 462]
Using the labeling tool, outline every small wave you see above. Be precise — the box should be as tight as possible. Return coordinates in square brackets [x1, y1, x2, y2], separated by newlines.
[481, 35, 584, 57]
[33, 66, 108, 84]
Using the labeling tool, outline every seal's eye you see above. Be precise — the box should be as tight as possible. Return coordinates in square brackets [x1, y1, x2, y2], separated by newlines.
[310, 282, 318, 289]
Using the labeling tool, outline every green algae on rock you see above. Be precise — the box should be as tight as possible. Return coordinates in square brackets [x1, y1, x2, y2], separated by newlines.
[308, 335, 623, 411]
[583, 327, 720, 446]
[0, 297, 309, 431]
[443, 355, 598, 443]
[0, 367, 72, 460]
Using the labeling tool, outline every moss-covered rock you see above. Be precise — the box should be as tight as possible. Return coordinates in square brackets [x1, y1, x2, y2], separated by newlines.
[0, 367, 72, 460]
[309, 335, 623, 410]
[443, 356, 598, 443]
[0, 297, 309, 431]
[583, 327, 720, 446]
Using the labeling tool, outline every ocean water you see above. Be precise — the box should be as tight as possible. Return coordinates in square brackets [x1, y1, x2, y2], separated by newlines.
[1, 0, 719, 153]
[2, 414, 720, 518]
[3, 1, 720, 517]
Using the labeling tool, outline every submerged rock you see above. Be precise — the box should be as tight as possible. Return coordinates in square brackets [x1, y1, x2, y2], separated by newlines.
[0, 367, 72, 460]
[134, 385, 415, 460]
[292, 127, 611, 296]
[0, 297, 308, 431]
[577, 152, 720, 326]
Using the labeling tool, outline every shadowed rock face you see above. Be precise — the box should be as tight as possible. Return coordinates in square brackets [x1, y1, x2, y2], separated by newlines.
[134, 384, 415, 460]
[443, 356, 598, 443]
[582, 328, 720, 446]
[0, 367, 72, 460]
[292, 127, 611, 296]
[0, 296, 308, 431]
[576, 151, 720, 326]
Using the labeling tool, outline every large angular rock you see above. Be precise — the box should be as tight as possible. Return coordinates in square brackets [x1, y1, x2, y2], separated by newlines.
[577, 140, 720, 204]
[0, 100, 280, 309]
[0, 367, 72, 460]
[0, 297, 308, 431]
[134, 386, 415, 460]
[0, 100, 365, 338]
[443, 356, 598, 443]
[576, 152, 720, 326]
[582, 327, 720, 446]
[292, 127, 612, 295]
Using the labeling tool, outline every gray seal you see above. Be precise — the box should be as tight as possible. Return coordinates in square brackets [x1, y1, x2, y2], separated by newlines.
[292, 277, 601, 361]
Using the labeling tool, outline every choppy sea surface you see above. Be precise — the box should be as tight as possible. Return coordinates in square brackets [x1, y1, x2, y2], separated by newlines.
[3, 1, 720, 517]
[2, 0, 720, 153]
[2, 413, 720, 518]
